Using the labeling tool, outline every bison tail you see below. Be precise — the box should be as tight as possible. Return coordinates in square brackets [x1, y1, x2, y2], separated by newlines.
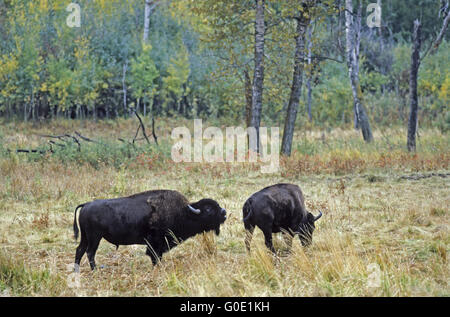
[73, 204, 85, 241]
[243, 199, 253, 223]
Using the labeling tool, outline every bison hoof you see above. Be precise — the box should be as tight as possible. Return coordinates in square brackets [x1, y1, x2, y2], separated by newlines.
[73, 264, 80, 273]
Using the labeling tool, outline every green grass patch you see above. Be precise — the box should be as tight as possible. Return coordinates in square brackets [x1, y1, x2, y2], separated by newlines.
[0, 251, 66, 296]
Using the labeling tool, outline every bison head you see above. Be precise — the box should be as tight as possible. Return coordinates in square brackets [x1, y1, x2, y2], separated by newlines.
[186, 199, 227, 235]
[298, 211, 322, 246]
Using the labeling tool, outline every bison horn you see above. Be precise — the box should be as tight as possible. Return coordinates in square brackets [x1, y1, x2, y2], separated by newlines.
[314, 211, 323, 222]
[188, 205, 201, 214]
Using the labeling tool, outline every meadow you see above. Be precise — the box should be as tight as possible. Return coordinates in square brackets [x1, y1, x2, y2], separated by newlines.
[0, 118, 448, 297]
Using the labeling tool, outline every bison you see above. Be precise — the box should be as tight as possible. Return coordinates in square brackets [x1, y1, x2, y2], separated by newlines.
[242, 183, 322, 253]
[73, 190, 227, 272]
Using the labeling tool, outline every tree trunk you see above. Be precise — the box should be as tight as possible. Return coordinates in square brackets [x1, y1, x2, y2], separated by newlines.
[244, 68, 253, 128]
[407, 20, 422, 152]
[345, 0, 373, 142]
[153, 94, 161, 116]
[182, 93, 190, 117]
[105, 103, 110, 119]
[249, 0, 265, 153]
[122, 63, 128, 117]
[143, 1, 157, 43]
[433, 8, 450, 52]
[306, 25, 313, 122]
[31, 90, 36, 121]
[281, 16, 308, 156]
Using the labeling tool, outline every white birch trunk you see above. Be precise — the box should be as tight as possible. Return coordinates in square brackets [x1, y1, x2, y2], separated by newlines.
[345, 0, 373, 142]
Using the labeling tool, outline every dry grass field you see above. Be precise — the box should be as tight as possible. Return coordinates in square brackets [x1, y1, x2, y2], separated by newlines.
[0, 118, 448, 297]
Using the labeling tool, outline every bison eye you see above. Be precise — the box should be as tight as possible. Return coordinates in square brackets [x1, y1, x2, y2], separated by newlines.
[206, 206, 218, 214]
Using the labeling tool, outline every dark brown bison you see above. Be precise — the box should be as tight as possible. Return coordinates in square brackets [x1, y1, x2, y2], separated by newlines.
[73, 190, 227, 272]
[242, 183, 322, 253]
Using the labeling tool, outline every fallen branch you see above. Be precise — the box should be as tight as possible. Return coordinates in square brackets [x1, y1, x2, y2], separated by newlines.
[16, 149, 48, 154]
[74, 131, 101, 144]
[35, 133, 81, 152]
[65, 134, 81, 151]
[132, 124, 141, 145]
[125, 106, 158, 146]
[14, 124, 156, 158]
[399, 173, 450, 181]
[133, 110, 151, 145]
[151, 116, 158, 145]
[48, 140, 66, 148]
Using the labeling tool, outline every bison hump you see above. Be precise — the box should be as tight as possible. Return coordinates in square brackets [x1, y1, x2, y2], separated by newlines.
[146, 190, 189, 225]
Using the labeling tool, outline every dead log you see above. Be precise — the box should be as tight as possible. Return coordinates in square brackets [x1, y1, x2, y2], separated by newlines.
[74, 131, 101, 144]
[151, 116, 158, 145]
[35, 133, 81, 152]
[16, 149, 48, 154]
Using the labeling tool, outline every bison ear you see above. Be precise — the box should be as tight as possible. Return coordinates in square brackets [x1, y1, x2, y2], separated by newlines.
[307, 212, 316, 223]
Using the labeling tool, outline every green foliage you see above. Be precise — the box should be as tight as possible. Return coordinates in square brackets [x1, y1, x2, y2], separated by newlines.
[437, 111, 450, 133]
[129, 44, 159, 104]
[418, 42, 450, 118]
[45, 57, 74, 111]
[310, 61, 353, 126]
[25, 140, 165, 170]
[0, 251, 64, 296]
[0, 0, 448, 128]
[383, 0, 448, 41]
[162, 42, 190, 109]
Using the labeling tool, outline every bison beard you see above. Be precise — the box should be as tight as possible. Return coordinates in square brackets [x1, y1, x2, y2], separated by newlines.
[73, 190, 226, 271]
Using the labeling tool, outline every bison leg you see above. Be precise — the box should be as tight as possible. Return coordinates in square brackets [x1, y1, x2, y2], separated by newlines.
[74, 231, 88, 273]
[86, 234, 102, 271]
[244, 223, 255, 253]
[261, 227, 276, 254]
[282, 230, 294, 253]
[144, 235, 165, 265]
[145, 246, 162, 265]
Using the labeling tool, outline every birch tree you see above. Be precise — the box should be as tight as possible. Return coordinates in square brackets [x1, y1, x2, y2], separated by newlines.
[281, 6, 311, 156]
[345, 0, 373, 142]
[407, 2, 449, 152]
[143, 1, 158, 43]
[306, 25, 313, 123]
[249, 0, 266, 153]
[406, 20, 421, 152]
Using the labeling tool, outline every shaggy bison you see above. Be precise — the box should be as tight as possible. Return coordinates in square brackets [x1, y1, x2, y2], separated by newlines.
[73, 190, 227, 271]
[243, 183, 322, 253]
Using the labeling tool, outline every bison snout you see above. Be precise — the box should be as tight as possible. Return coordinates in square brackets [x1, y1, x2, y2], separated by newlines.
[221, 208, 227, 219]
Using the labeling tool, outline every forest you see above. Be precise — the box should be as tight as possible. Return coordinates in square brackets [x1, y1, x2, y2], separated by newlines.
[0, 0, 448, 298]
[0, 0, 448, 131]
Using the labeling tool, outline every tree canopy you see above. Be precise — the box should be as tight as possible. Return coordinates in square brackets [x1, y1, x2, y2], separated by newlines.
[0, 0, 448, 132]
